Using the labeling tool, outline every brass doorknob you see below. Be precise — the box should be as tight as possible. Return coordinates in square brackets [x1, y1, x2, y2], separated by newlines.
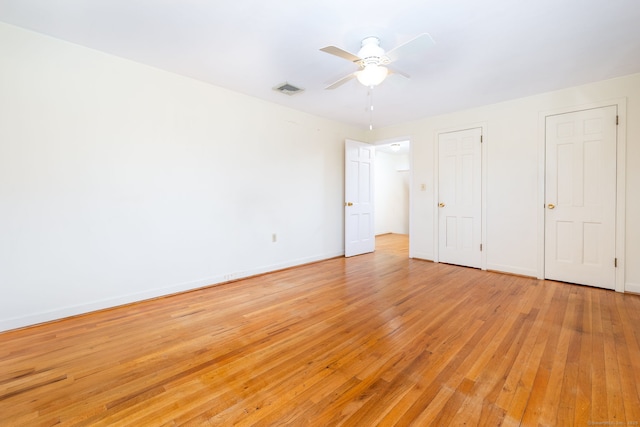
[438, 202, 445, 208]
[345, 202, 353, 207]
[548, 203, 555, 209]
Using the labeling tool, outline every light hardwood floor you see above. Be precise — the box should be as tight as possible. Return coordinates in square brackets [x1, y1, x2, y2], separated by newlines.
[1, 234, 639, 426]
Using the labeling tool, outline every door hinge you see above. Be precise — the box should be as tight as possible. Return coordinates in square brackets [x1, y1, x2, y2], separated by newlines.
[480, 135, 483, 143]
[480, 243, 483, 251]
[615, 258, 618, 268]
[616, 115, 619, 125]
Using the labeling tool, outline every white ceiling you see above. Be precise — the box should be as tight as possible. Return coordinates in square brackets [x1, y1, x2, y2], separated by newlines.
[1, 0, 639, 129]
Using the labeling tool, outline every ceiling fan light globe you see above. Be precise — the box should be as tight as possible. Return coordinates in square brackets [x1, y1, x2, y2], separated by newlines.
[356, 65, 388, 87]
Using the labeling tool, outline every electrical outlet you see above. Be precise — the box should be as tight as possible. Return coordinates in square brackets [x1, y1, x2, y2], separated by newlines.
[272, 233, 277, 243]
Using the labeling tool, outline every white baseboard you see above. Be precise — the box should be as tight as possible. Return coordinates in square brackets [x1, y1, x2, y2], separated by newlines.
[0, 276, 222, 333]
[410, 251, 433, 261]
[485, 263, 537, 278]
[625, 282, 640, 294]
[0, 251, 344, 333]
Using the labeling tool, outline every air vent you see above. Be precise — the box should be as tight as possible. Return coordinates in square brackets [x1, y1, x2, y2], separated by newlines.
[273, 82, 304, 96]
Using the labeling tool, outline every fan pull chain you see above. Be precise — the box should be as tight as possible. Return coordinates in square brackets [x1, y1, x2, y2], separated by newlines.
[368, 87, 374, 130]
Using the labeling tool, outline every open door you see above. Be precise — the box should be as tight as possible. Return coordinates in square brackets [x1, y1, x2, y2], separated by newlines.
[345, 139, 375, 257]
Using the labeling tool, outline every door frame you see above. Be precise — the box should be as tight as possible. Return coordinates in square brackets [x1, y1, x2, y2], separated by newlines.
[433, 123, 488, 269]
[537, 99, 627, 292]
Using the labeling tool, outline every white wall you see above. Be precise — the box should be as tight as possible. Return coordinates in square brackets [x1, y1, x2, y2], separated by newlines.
[375, 152, 409, 235]
[0, 23, 367, 332]
[2, 23, 638, 334]
[373, 73, 640, 292]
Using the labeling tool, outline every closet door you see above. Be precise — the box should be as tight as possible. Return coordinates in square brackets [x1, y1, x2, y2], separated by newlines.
[438, 128, 482, 268]
[545, 106, 617, 289]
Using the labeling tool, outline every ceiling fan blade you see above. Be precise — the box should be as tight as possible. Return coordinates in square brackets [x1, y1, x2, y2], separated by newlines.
[388, 66, 411, 79]
[320, 46, 362, 63]
[386, 33, 435, 62]
[325, 73, 357, 90]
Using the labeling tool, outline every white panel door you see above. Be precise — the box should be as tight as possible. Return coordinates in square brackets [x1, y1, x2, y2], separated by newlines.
[345, 139, 375, 257]
[438, 128, 482, 268]
[545, 106, 617, 289]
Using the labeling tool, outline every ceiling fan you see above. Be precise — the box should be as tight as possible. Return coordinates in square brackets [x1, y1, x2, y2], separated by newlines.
[320, 33, 435, 89]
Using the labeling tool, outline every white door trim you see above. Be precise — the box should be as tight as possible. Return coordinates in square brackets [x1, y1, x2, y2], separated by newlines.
[537, 98, 627, 292]
[433, 123, 488, 270]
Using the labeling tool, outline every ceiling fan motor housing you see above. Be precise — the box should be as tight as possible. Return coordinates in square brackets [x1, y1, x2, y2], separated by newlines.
[357, 37, 390, 67]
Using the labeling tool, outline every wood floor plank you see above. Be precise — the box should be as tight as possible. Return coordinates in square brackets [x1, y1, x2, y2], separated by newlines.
[1, 234, 639, 426]
[601, 291, 626, 424]
[574, 286, 594, 427]
[590, 290, 610, 424]
[612, 294, 640, 424]
[556, 287, 583, 427]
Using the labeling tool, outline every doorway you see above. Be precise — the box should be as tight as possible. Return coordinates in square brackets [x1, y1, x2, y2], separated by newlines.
[344, 139, 411, 258]
[374, 140, 410, 236]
